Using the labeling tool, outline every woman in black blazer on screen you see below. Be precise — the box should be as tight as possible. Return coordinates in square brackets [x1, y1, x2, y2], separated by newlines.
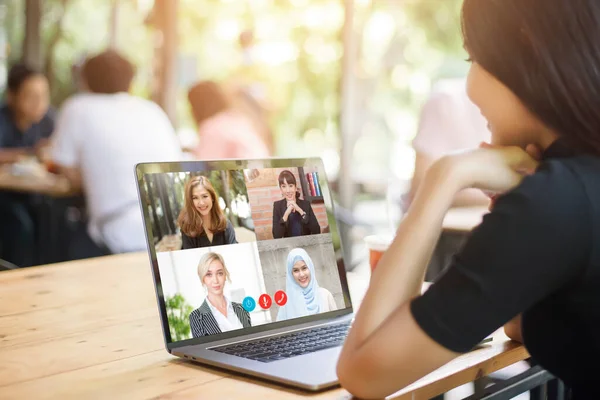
[272, 170, 320, 239]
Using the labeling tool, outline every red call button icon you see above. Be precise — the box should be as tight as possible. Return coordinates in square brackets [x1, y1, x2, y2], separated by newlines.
[258, 294, 272, 309]
[274, 290, 287, 306]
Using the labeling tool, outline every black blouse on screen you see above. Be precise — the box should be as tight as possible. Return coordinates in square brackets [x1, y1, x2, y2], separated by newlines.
[410, 140, 600, 397]
[181, 220, 237, 249]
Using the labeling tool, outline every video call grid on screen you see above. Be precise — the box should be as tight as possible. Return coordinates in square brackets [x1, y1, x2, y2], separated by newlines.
[136, 159, 352, 347]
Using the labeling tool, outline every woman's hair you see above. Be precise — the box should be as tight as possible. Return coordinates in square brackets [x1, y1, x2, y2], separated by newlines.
[461, 0, 600, 155]
[188, 81, 231, 126]
[177, 176, 227, 237]
[278, 170, 300, 199]
[7, 63, 43, 94]
[197, 252, 231, 286]
[82, 50, 135, 94]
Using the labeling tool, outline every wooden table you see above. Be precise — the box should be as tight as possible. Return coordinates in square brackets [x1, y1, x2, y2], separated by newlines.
[0, 164, 73, 197]
[0, 253, 529, 400]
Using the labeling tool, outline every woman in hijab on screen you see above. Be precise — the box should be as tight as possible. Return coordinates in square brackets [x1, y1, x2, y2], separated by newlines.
[276, 248, 337, 321]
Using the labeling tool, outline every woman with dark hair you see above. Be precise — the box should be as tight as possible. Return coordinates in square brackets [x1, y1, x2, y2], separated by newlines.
[0, 64, 54, 267]
[0, 63, 53, 163]
[337, 1, 600, 398]
[178, 176, 237, 248]
[187, 81, 270, 159]
[272, 170, 320, 239]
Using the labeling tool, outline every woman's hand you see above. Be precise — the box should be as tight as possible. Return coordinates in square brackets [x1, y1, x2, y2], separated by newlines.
[282, 202, 295, 222]
[290, 201, 305, 215]
[441, 143, 541, 195]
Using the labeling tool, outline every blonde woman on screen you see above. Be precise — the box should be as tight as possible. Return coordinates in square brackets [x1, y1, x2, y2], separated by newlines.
[189, 252, 251, 337]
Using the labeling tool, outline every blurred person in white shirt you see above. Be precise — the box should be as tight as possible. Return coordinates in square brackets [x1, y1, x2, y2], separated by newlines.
[51, 50, 182, 256]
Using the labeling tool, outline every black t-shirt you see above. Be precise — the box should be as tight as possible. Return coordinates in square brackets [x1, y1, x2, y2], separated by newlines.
[181, 220, 238, 249]
[410, 140, 600, 397]
[0, 104, 55, 148]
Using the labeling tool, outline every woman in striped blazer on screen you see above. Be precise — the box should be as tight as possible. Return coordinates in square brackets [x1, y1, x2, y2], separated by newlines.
[189, 252, 251, 337]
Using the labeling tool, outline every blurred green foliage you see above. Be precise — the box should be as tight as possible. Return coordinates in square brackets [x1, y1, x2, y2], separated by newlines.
[3, 0, 466, 181]
[165, 293, 194, 342]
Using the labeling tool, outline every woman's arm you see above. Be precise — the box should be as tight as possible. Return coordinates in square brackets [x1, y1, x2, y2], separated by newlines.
[243, 309, 252, 327]
[302, 202, 321, 234]
[225, 221, 238, 244]
[326, 290, 337, 311]
[337, 147, 541, 398]
[0, 148, 31, 164]
[337, 159, 460, 398]
[189, 311, 203, 338]
[272, 202, 286, 239]
[409, 152, 491, 208]
[504, 315, 523, 343]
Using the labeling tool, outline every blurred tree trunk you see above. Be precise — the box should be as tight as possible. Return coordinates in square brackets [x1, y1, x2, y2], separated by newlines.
[158, 174, 176, 235]
[44, 0, 71, 102]
[146, 177, 163, 241]
[221, 170, 232, 218]
[339, 0, 358, 268]
[149, 0, 178, 126]
[23, 0, 42, 70]
[108, 0, 119, 49]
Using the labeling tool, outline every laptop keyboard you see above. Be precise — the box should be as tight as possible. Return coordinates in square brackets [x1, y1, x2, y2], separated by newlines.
[212, 321, 351, 363]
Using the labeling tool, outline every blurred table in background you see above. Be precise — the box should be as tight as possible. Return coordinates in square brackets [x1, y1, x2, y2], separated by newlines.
[0, 161, 82, 265]
[0, 162, 74, 197]
[426, 206, 489, 282]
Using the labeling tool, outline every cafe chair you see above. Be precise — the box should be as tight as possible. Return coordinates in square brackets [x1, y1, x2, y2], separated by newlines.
[463, 365, 569, 400]
[0, 258, 19, 271]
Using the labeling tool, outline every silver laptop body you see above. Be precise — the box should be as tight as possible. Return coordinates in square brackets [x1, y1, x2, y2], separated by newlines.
[135, 158, 354, 391]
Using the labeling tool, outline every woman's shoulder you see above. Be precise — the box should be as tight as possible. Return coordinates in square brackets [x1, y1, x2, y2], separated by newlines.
[297, 198, 311, 207]
[489, 158, 594, 235]
[231, 301, 244, 309]
[318, 287, 334, 298]
[510, 158, 592, 207]
[189, 307, 202, 320]
[190, 301, 210, 318]
[231, 301, 250, 315]
[274, 198, 286, 207]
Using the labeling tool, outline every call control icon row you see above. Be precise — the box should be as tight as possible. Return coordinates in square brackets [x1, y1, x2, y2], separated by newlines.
[242, 290, 287, 312]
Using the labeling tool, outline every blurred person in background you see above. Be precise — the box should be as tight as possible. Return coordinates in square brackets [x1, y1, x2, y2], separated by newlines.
[407, 79, 491, 283]
[0, 64, 55, 267]
[51, 50, 181, 259]
[187, 80, 270, 160]
[408, 78, 491, 210]
[0, 63, 54, 164]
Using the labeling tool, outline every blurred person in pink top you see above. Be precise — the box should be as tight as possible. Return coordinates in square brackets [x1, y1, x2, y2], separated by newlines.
[187, 81, 270, 160]
[408, 78, 492, 209]
[408, 79, 492, 285]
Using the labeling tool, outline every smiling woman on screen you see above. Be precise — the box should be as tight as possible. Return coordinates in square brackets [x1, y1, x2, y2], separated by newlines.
[177, 176, 237, 249]
[189, 252, 251, 337]
[276, 248, 336, 322]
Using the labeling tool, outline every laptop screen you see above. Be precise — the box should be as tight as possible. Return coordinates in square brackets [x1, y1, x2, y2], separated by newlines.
[136, 159, 352, 348]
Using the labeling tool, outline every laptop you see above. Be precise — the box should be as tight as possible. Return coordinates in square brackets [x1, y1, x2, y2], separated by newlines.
[135, 158, 354, 391]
